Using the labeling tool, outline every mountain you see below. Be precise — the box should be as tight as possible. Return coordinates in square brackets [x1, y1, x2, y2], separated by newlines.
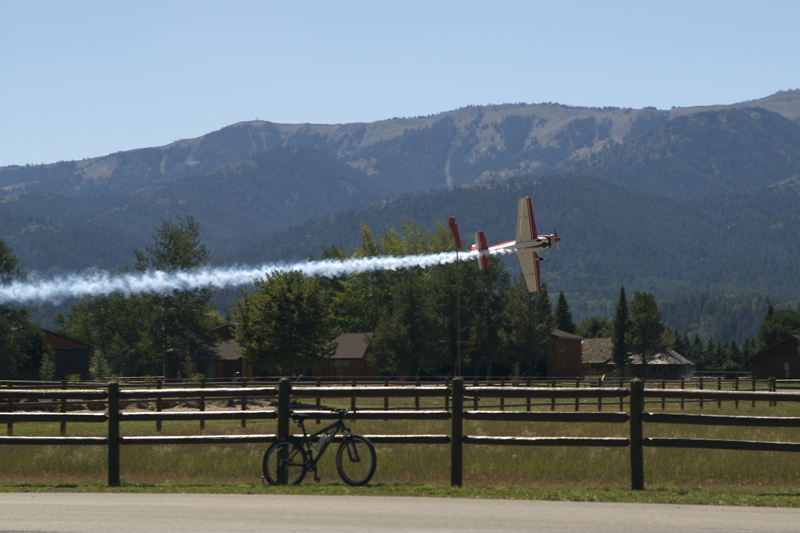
[566, 107, 800, 198]
[3, 90, 799, 198]
[3, 90, 800, 341]
[1, 147, 393, 270]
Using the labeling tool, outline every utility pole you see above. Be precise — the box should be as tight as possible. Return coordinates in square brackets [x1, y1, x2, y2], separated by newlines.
[449, 217, 463, 377]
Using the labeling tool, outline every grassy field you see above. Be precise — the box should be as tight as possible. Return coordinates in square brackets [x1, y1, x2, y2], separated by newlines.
[2, 394, 800, 506]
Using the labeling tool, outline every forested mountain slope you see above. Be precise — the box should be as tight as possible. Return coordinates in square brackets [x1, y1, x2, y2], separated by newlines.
[1, 148, 393, 270]
[223, 174, 800, 340]
[3, 91, 800, 341]
[3, 91, 799, 198]
[567, 108, 800, 198]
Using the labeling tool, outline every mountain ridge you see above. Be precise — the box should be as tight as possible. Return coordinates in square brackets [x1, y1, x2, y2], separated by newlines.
[3, 90, 799, 197]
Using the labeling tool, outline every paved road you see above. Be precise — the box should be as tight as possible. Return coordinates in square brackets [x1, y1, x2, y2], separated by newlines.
[1, 492, 798, 532]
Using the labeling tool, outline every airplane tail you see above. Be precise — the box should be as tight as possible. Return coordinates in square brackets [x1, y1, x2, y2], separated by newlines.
[474, 230, 489, 269]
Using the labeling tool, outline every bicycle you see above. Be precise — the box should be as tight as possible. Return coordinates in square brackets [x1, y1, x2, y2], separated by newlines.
[262, 408, 376, 486]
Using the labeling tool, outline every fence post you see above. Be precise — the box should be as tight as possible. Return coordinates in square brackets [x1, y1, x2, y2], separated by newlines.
[597, 378, 603, 411]
[241, 378, 248, 428]
[6, 383, 12, 436]
[108, 381, 120, 487]
[451, 377, 463, 487]
[734, 377, 739, 409]
[277, 378, 291, 440]
[199, 377, 205, 431]
[351, 379, 357, 410]
[699, 377, 704, 409]
[500, 378, 505, 412]
[60, 380, 68, 436]
[717, 377, 722, 409]
[316, 378, 322, 425]
[574, 377, 580, 412]
[526, 378, 531, 412]
[156, 379, 163, 432]
[770, 377, 776, 407]
[680, 377, 685, 410]
[550, 379, 556, 411]
[629, 379, 644, 490]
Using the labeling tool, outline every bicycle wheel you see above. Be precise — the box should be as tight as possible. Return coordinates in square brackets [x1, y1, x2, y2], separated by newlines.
[263, 440, 307, 485]
[336, 435, 376, 486]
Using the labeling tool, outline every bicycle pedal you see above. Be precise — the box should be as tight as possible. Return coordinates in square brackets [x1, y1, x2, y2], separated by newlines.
[261, 477, 267, 487]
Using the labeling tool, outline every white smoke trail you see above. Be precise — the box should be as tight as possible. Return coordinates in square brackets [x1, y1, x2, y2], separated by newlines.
[0, 250, 481, 305]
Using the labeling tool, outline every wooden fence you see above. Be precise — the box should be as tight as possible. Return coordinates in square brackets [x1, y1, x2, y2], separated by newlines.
[2, 378, 800, 489]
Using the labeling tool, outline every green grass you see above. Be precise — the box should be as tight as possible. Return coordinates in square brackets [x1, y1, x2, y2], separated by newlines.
[3, 395, 800, 506]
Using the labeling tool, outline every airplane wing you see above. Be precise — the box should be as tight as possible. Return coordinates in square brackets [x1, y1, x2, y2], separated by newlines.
[518, 250, 541, 293]
[515, 196, 537, 243]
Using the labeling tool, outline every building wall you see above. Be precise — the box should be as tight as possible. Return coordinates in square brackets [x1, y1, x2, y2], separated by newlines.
[549, 338, 583, 378]
[751, 338, 800, 379]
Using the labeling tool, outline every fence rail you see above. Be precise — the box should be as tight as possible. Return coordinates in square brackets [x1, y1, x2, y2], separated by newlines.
[3, 378, 800, 490]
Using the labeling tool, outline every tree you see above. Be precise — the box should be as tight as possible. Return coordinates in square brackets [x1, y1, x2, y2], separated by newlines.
[611, 286, 629, 374]
[0, 238, 54, 380]
[234, 270, 339, 375]
[134, 215, 217, 378]
[628, 291, 667, 370]
[576, 317, 611, 339]
[57, 215, 219, 379]
[369, 275, 438, 377]
[56, 293, 157, 377]
[756, 306, 800, 350]
[504, 279, 553, 377]
[553, 291, 576, 334]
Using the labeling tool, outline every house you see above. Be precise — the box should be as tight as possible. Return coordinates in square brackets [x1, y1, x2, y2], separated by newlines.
[189, 325, 376, 380]
[549, 329, 584, 377]
[749, 335, 800, 379]
[189, 322, 247, 380]
[581, 338, 615, 377]
[315, 333, 377, 379]
[628, 350, 695, 380]
[42, 329, 93, 380]
[580, 337, 694, 380]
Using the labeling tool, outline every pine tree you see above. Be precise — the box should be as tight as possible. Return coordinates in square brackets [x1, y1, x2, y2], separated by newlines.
[611, 286, 629, 373]
[554, 291, 576, 334]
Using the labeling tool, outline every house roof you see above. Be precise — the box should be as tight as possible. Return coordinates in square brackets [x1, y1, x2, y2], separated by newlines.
[749, 334, 800, 360]
[552, 329, 583, 341]
[627, 349, 694, 366]
[191, 338, 243, 361]
[581, 338, 613, 364]
[41, 329, 94, 351]
[580, 338, 693, 366]
[330, 333, 372, 360]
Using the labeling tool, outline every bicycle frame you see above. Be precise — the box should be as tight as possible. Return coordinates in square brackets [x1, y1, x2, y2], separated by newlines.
[293, 411, 350, 467]
[264, 408, 375, 486]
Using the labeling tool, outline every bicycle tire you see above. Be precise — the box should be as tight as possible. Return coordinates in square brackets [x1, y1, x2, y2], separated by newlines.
[263, 440, 307, 485]
[336, 434, 376, 486]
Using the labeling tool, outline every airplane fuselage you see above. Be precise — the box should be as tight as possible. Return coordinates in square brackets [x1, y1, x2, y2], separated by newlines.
[478, 235, 559, 256]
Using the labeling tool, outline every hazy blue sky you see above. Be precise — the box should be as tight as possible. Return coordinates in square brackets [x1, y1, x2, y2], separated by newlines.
[2, 0, 798, 167]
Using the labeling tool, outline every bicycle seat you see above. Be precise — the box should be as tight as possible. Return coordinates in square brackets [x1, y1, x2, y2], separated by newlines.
[290, 413, 309, 422]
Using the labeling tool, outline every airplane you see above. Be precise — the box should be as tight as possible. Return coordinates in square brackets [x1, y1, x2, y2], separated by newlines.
[471, 196, 560, 293]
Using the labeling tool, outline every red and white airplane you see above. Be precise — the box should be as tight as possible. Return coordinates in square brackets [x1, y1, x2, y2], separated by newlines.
[471, 196, 560, 293]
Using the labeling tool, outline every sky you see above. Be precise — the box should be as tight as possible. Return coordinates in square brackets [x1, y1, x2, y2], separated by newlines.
[2, 0, 799, 167]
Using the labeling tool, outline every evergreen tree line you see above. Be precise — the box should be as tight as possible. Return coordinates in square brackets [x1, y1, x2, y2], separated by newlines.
[2, 217, 799, 381]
